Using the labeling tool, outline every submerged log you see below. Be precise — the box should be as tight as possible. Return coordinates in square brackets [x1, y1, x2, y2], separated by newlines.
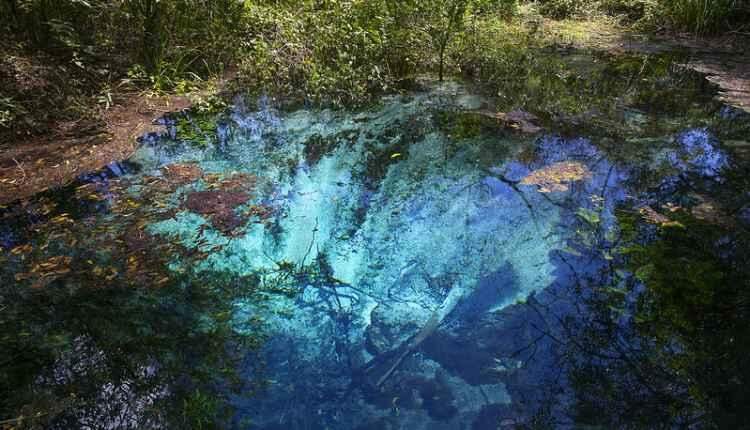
[361, 284, 469, 388]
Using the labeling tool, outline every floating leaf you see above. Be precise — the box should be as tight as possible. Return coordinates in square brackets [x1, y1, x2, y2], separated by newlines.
[520, 161, 591, 193]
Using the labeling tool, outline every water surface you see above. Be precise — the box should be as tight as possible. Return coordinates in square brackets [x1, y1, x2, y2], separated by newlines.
[3, 52, 750, 429]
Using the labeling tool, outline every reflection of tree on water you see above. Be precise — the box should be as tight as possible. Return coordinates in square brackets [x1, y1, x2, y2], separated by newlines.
[509, 146, 750, 428]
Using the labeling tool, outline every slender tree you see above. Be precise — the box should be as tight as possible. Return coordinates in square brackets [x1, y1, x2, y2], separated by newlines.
[420, 0, 471, 81]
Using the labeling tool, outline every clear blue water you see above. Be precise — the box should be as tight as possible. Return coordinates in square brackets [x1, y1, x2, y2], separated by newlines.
[2, 78, 747, 429]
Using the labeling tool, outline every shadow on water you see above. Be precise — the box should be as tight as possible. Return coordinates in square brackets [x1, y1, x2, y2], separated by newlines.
[2, 48, 750, 429]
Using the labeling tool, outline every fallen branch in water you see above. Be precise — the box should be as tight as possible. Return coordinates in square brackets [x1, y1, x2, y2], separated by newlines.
[0, 412, 48, 426]
[366, 284, 469, 388]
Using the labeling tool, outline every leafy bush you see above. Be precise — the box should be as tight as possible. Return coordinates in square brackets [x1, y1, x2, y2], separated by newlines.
[237, 1, 428, 106]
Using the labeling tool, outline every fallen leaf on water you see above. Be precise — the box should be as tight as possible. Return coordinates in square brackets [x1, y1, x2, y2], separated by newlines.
[639, 206, 684, 228]
[11, 244, 33, 255]
[520, 161, 591, 193]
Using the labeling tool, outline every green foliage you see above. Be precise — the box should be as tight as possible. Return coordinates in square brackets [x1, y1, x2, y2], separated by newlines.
[236, 0, 522, 106]
[122, 0, 245, 77]
[0, 0, 745, 140]
[238, 0, 428, 106]
[419, 0, 473, 81]
[0, 97, 23, 129]
[0, 0, 245, 140]
[528, 0, 749, 33]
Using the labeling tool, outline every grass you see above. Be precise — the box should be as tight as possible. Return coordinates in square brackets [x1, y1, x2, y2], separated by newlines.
[661, 0, 739, 35]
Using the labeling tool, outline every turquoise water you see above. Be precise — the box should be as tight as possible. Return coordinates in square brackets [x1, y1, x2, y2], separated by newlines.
[138, 88, 569, 427]
[2, 72, 749, 428]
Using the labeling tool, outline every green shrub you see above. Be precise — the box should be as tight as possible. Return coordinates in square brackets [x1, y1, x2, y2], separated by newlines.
[238, 1, 427, 106]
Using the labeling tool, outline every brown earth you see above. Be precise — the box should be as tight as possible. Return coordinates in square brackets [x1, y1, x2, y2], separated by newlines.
[0, 94, 191, 205]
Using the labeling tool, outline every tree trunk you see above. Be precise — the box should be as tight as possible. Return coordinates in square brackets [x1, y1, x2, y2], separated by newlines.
[438, 43, 446, 81]
[142, 0, 163, 73]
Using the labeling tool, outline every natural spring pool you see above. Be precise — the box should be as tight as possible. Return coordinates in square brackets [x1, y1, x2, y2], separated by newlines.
[2, 53, 750, 429]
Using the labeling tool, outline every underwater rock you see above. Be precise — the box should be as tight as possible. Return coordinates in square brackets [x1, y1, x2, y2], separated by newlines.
[418, 371, 459, 421]
[364, 303, 421, 356]
[475, 109, 543, 135]
[471, 403, 514, 430]
[230, 95, 281, 141]
[160, 163, 203, 185]
[183, 190, 250, 233]
[302, 132, 358, 166]
[422, 300, 545, 386]
[451, 265, 520, 323]
[303, 133, 333, 165]
[362, 372, 458, 421]
[503, 109, 543, 134]
[124, 225, 151, 253]
[244, 204, 275, 223]
[106, 161, 126, 177]
[212, 172, 258, 193]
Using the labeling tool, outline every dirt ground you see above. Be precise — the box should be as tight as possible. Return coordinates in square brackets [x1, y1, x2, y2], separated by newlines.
[0, 94, 191, 205]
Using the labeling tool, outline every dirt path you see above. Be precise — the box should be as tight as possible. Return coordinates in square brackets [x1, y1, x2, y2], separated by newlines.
[0, 94, 191, 205]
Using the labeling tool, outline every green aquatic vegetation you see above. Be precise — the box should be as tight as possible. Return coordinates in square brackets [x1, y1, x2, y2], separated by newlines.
[174, 113, 221, 148]
[431, 110, 517, 165]
[361, 116, 433, 185]
[433, 110, 505, 140]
